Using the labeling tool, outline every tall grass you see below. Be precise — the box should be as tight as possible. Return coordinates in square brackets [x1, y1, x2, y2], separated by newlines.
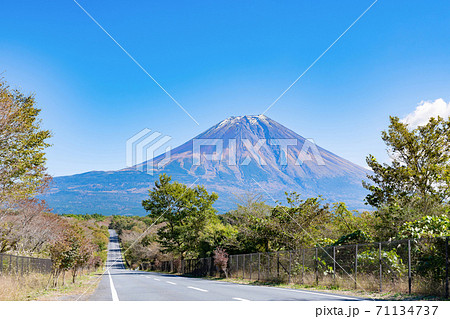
[0, 267, 96, 300]
[0, 273, 50, 300]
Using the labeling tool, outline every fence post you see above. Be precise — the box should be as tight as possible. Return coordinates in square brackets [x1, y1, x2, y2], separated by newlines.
[445, 237, 449, 299]
[333, 246, 336, 282]
[258, 253, 260, 281]
[236, 255, 239, 278]
[315, 247, 318, 286]
[9, 254, 12, 274]
[243, 254, 245, 279]
[0, 254, 2, 274]
[354, 244, 358, 290]
[211, 257, 214, 277]
[249, 254, 252, 281]
[408, 239, 412, 294]
[288, 251, 292, 284]
[267, 252, 270, 279]
[379, 242, 382, 292]
[277, 251, 280, 279]
[302, 249, 305, 284]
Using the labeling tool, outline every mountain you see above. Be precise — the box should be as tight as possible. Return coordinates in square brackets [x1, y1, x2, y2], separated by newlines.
[43, 115, 370, 215]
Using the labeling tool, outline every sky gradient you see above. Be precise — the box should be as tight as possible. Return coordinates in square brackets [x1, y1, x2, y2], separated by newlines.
[1, 0, 450, 176]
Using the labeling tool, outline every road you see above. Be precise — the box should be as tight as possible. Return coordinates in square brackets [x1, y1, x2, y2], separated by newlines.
[90, 230, 362, 301]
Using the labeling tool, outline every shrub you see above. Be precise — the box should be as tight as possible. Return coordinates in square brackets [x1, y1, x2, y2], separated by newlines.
[213, 247, 229, 278]
[398, 215, 449, 282]
[357, 248, 407, 276]
[398, 215, 450, 239]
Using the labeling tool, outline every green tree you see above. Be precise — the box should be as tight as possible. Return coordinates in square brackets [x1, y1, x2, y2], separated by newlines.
[330, 202, 378, 241]
[222, 194, 273, 253]
[0, 79, 51, 204]
[50, 224, 89, 286]
[331, 202, 359, 235]
[364, 116, 450, 239]
[270, 192, 332, 250]
[224, 192, 332, 252]
[198, 219, 238, 257]
[365, 116, 450, 208]
[142, 174, 218, 258]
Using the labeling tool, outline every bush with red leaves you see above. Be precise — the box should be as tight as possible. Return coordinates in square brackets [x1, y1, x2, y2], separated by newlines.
[213, 247, 229, 278]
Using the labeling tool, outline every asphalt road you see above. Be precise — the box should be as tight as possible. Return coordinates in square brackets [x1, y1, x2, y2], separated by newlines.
[90, 230, 362, 301]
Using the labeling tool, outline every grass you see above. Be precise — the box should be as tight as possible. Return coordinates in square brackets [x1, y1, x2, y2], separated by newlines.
[203, 276, 447, 301]
[0, 268, 102, 301]
[0, 272, 51, 301]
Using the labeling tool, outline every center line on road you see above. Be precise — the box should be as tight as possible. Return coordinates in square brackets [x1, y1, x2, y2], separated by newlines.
[232, 297, 250, 301]
[154, 278, 160, 281]
[166, 281, 177, 285]
[187, 286, 208, 292]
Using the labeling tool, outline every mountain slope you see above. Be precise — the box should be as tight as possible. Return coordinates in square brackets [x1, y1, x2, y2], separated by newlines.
[44, 115, 370, 215]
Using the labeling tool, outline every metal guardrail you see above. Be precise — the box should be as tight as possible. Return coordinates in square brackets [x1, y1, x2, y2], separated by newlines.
[154, 236, 450, 298]
[0, 253, 52, 275]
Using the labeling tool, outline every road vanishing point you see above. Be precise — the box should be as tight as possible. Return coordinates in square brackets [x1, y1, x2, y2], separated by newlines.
[90, 230, 363, 301]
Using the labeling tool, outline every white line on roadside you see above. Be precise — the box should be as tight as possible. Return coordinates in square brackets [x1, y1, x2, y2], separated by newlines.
[213, 281, 361, 300]
[108, 270, 119, 301]
[232, 297, 250, 301]
[154, 278, 160, 281]
[187, 286, 208, 292]
[265, 286, 361, 300]
[166, 281, 177, 285]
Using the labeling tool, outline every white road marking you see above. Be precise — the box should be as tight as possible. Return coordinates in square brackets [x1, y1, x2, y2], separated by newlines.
[154, 278, 160, 281]
[166, 281, 177, 285]
[108, 270, 119, 301]
[268, 286, 361, 300]
[212, 281, 361, 300]
[187, 286, 208, 292]
[232, 297, 250, 301]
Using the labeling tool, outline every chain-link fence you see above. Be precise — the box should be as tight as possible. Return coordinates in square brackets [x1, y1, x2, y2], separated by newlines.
[150, 257, 218, 277]
[228, 237, 449, 298]
[0, 253, 52, 276]
[151, 237, 449, 298]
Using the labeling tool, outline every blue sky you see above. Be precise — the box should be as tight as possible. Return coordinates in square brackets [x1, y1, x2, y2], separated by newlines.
[1, 0, 449, 176]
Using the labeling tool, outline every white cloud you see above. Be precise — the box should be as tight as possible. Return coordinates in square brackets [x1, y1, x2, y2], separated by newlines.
[401, 99, 450, 127]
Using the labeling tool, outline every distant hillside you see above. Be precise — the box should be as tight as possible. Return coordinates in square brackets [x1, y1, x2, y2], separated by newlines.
[43, 115, 370, 215]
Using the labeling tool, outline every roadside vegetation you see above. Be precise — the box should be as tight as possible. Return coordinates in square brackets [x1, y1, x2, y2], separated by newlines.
[0, 78, 108, 300]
